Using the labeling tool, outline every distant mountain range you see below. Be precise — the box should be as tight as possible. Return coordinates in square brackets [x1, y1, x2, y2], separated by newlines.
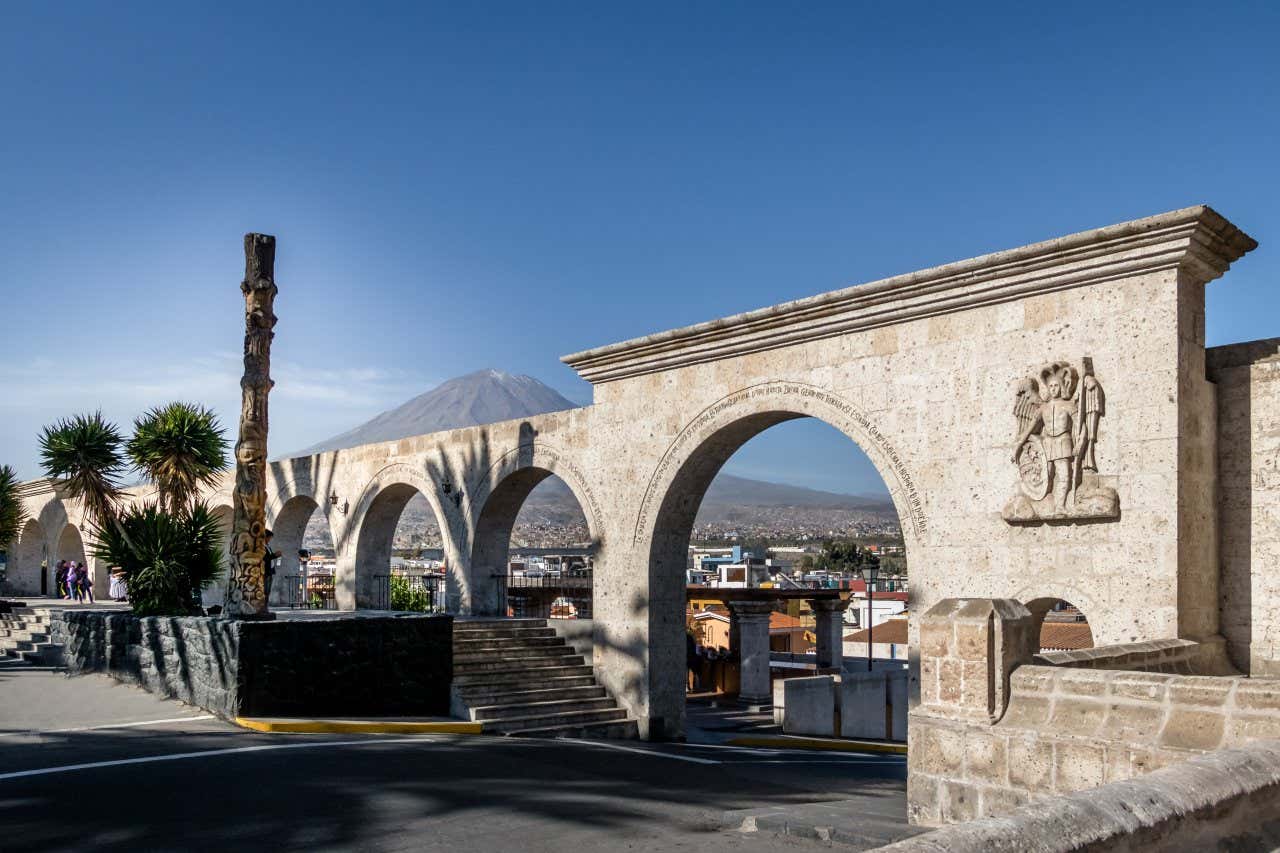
[294, 369, 897, 548]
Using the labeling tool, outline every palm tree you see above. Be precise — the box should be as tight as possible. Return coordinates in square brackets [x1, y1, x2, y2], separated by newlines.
[0, 464, 27, 552]
[38, 412, 126, 530]
[127, 403, 229, 515]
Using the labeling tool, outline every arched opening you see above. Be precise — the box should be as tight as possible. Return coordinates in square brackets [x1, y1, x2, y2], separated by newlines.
[10, 519, 47, 596]
[352, 482, 447, 611]
[648, 411, 910, 740]
[470, 469, 593, 618]
[201, 505, 235, 609]
[268, 495, 338, 609]
[1025, 597, 1095, 653]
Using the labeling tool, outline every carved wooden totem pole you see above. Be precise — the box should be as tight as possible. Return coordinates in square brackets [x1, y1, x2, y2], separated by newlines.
[225, 233, 278, 618]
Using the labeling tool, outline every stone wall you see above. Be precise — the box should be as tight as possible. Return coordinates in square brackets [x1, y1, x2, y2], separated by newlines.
[908, 597, 1280, 827]
[51, 610, 453, 718]
[882, 740, 1280, 853]
[1210, 338, 1280, 676]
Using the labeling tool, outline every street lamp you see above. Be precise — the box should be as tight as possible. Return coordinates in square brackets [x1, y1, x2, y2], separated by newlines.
[860, 564, 879, 672]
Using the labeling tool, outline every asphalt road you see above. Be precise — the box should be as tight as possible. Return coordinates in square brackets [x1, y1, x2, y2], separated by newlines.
[0, 667, 914, 852]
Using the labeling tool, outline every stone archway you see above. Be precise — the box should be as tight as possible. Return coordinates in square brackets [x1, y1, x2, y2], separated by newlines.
[10, 518, 47, 596]
[349, 464, 454, 611]
[632, 385, 918, 738]
[466, 438, 603, 616]
[267, 494, 325, 607]
[202, 504, 234, 608]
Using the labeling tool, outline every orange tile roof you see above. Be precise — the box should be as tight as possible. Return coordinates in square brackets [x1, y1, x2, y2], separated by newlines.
[770, 612, 805, 632]
[843, 618, 908, 645]
[1038, 621, 1094, 651]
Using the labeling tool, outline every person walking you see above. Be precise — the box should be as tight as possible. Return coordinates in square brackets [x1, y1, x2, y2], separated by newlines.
[76, 562, 94, 604]
[263, 530, 280, 605]
[55, 560, 69, 600]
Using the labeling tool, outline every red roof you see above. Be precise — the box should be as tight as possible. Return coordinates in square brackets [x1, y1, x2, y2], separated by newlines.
[844, 618, 909, 645]
[1039, 621, 1094, 651]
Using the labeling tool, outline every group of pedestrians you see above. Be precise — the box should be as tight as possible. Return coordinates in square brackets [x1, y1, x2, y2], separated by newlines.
[54, 559, 95, 603]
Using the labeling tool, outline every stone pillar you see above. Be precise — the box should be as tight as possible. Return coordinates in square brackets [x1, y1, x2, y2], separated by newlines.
[729, 601, 774, 706]
[916, 598, 1036, 723]
[811, 597, 851, 671]
[909, 598, 1037, 827]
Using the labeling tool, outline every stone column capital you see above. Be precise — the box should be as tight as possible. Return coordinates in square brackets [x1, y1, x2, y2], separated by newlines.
[809, 597, 851, 613]
[727, 600, 775, 620]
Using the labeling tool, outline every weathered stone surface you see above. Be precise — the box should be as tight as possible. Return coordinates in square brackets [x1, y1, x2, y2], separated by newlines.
[878, 741, 1280, 853]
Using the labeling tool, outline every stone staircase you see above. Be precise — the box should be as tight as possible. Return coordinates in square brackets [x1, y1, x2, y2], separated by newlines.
[451, 618, 638, 738]
[0, 605, 64, 666]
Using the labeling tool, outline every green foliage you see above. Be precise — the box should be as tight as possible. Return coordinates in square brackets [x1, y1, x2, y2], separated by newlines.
[38, 412, 126, 529]
[389, 575, 433, 612]
[91, 502, 225, 616]
[127, 403, 229, 514]
[0, 465, 27, 550]
[814, 539, 880, 574]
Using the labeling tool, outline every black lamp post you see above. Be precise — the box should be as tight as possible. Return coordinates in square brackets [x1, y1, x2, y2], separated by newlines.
[861, 563, 879, 672]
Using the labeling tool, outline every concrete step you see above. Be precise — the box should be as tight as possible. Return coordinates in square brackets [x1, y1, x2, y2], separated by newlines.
[453, 654, 584, 673]
[452, 635, 566, 652]
[452, 664, 595, 687]
[451, 626, 558, 641]
[454, 682, 605, 705]
[454, 618, 547, 630]
[452, 646, 573, 665]
[0, 616, 50, 628]
[20, 644, 63, 666]
[481, 706, 628, 734]
[0, 625, 49, 637]
[469, 696, 619, 722]
[0, 639, 40, 653]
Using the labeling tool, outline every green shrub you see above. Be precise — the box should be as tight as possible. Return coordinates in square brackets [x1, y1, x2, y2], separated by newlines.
[93, 502, 224, 616]
[389, 575, 433, 612]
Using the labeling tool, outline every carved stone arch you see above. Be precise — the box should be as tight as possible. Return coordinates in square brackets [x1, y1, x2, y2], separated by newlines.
[1014, 580, 1100, 649]
[348, 461, 459, 610]
[262, 478, 333, 606]
[465, 440, 604, 546]
[35, 496, 70, 548]
[464, 439, 604, 617]
[634, 381, 925, 737]
[634, 381, 927, 550]
[10, 518, 48, 595]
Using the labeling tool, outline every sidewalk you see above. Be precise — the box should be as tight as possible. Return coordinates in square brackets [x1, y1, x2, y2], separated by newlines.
[686, 695, 907, 754]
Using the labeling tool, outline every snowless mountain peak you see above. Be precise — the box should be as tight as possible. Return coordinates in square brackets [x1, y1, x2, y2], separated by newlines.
[291, 369, 579, 456]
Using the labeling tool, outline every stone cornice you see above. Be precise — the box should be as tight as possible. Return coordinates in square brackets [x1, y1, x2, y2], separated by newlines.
[562, 206, 1257, 385]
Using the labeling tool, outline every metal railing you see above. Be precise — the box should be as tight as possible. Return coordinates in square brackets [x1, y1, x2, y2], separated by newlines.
[494, 569, 592, 619]
[370, 573, 445, 612]
[277, 574, 338, 610]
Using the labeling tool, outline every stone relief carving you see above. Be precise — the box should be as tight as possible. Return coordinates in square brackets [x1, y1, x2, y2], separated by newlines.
[1003, 357, 1119, 523]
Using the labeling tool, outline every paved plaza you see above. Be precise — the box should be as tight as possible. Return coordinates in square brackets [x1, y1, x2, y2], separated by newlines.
[0, 666, 915, 852]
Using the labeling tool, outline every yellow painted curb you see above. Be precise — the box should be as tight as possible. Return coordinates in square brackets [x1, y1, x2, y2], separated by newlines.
[724, 735, 907, 755]
[234, 717, 483, 735]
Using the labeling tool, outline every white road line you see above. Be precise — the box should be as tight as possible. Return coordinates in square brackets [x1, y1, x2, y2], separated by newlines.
[555, 738, 720, 765]
[0, 715, 218, 741]
[46, 715, 217, 733]
[0, 736, 440, 782]
[732, 759, 903, 765]
[678, 742, 904, 759]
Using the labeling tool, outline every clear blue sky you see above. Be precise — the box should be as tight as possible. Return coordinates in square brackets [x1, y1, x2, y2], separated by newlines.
[2, 2, 1276, 496]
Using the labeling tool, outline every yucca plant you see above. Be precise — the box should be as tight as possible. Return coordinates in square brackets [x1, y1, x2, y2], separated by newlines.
[0, 464, 27, 551]
[92, 502, 224, 616]
[39, 412, 126, 530]
[127, 403, 229, 515]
